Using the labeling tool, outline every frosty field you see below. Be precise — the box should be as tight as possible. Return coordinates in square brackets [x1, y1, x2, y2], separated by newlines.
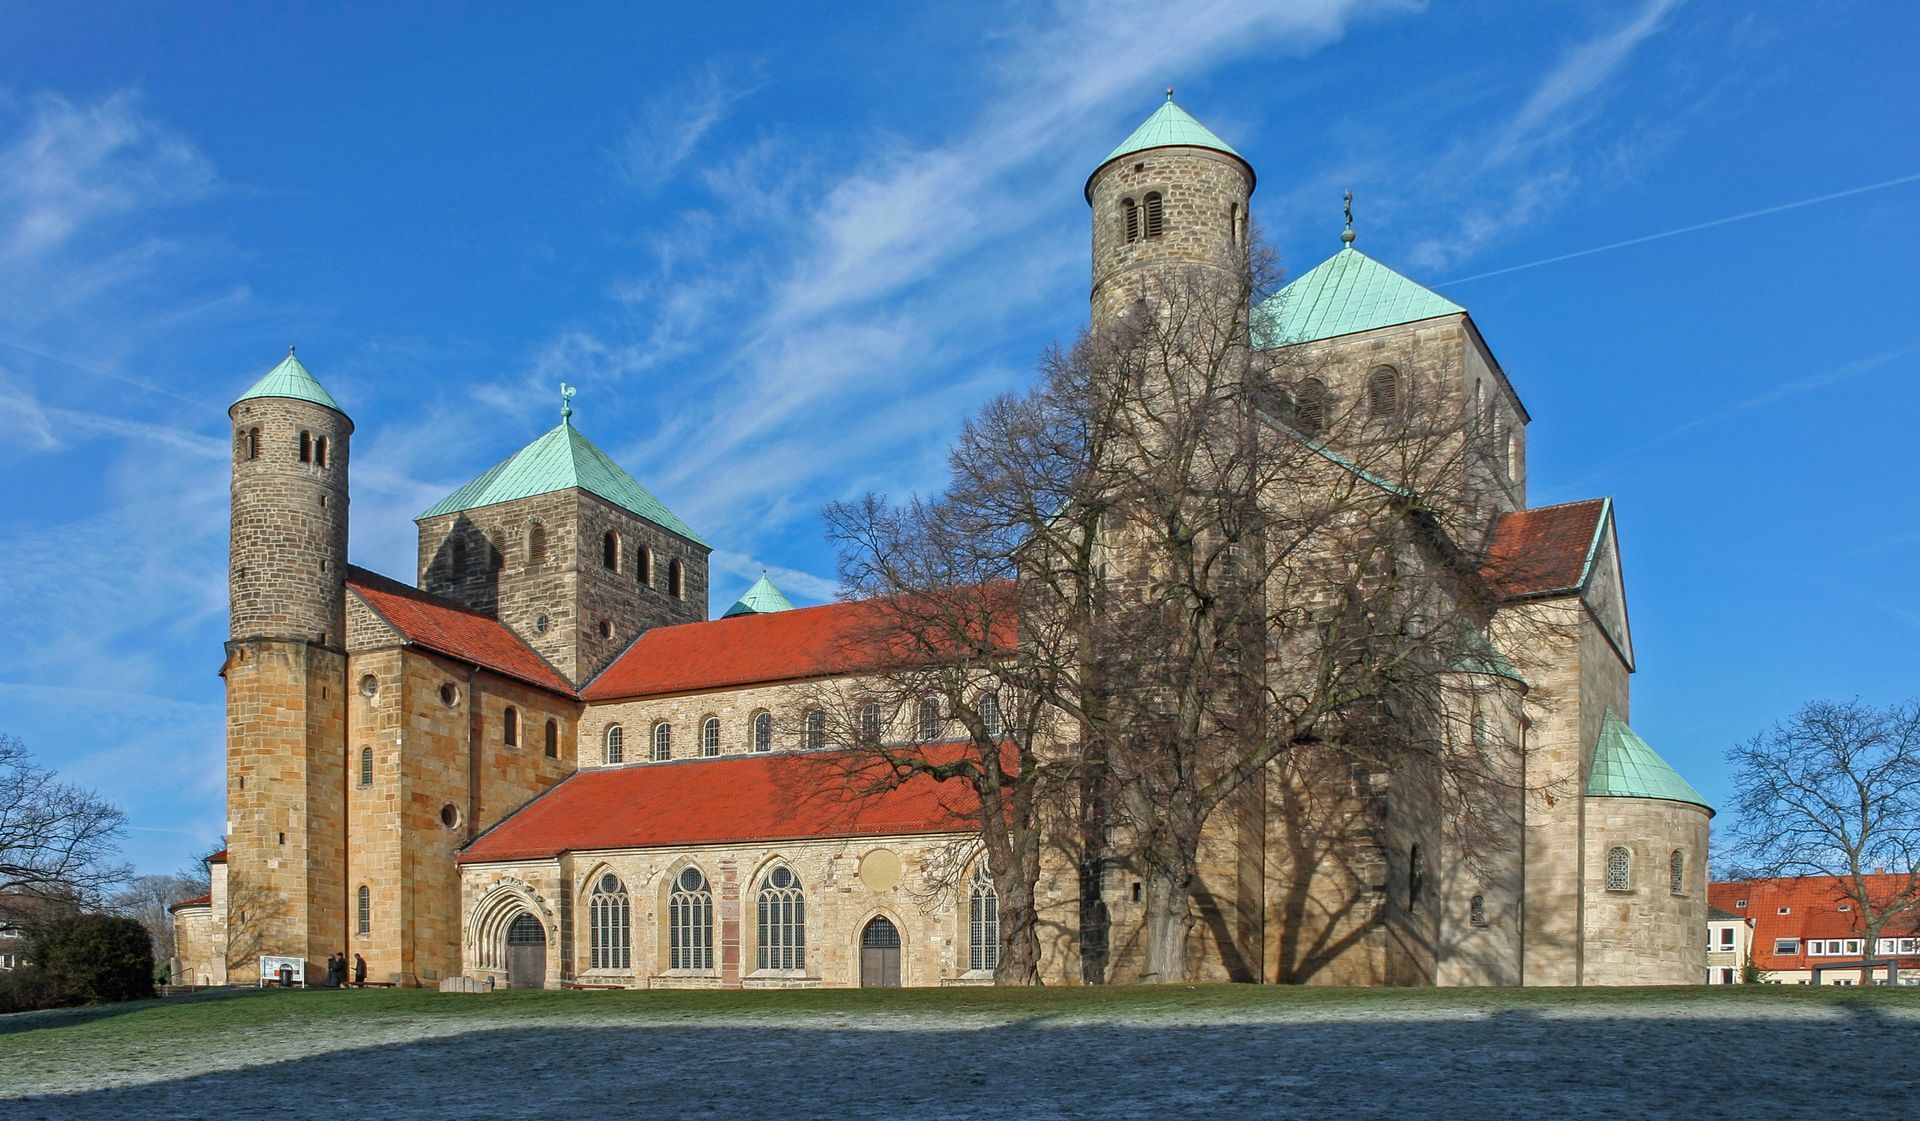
[2, 985, 1914, 1119]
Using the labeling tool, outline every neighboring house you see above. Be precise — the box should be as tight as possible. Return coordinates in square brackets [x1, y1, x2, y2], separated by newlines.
[1708, 875, 1920, 985]
[179, 94, 1712, 992]
[1705, 905, 1752, 984]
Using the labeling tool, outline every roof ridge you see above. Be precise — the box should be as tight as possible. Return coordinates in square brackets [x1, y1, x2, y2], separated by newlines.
[1509, 496, 1610, 515]
[346, 565, 499, 623]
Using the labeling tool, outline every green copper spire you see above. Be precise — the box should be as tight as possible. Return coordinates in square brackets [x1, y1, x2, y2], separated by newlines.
[1585, 711, 1712, 812]
[1088, 91, 1250, 198]
[417, 420, 707, 546]
[1254, 246, 1465, 347]
[233, 347, 345, 413]
[721, 575, 796, 618]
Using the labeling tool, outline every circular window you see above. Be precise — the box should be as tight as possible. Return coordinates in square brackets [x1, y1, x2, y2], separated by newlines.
[678, 867, 703, 892]
[598, 620, 613, 639]
[769, 866, 793, 889]
[439, 683, 459, 707]
[359, 674, 379, 699]
[599, 872, 620, 894]
[440, 804, 461, 829]
[535, 614, 550, 634]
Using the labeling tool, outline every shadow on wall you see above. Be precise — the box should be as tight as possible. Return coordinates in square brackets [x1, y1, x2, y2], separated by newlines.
[8, 1000, 1917, 1119]
[425, 514, 504, 616]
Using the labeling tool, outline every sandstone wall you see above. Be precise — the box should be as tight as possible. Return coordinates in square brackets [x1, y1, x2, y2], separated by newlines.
[1581, 797, 1710, 985]
[1088, 147, 1251, 322]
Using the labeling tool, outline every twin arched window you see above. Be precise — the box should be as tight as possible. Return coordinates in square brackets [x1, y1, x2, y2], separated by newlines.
[652, 722, 672, 761]
[1367, 366, 1401, 418]
[969, 863, 999, 973]
[1295, 379, 1328, 437]
[605, 724, 624, 764]
[753, 712, 773, 753]
[917, 698, 942, 742]
[1606, 845, 1632, 891]
[1119, 192, 1166, 244]
[701, 717, 721, 757]
[589, 872, 631, 971]
[670, 867, 713, 971]
[602, 531, 620, 571]
[803, 709, 826, 752]
[756, 866, 805, 971]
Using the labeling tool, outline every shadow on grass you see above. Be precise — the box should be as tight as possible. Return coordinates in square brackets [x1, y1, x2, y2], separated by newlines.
[0, 986, 267, 1038]
[4, 995, 1918, 1120]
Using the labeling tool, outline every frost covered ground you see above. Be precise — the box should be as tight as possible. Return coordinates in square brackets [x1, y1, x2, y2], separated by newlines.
[3, 985, 1916, 1119]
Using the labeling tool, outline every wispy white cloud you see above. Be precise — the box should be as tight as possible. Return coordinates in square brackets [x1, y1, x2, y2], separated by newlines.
[1484, 0, 1682, 171]
[612, 61, 768, 187]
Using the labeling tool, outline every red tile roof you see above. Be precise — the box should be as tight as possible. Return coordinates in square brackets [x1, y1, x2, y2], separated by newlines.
[1481, 498, 1608, 600]
[1710, 874, 1920, 972]
[459, 745, 991, 863]
[169, 893, 212, 912]
[584, 585, 1016, 701]
[348, 567, 574, 695]
[204, 848, 226, 864]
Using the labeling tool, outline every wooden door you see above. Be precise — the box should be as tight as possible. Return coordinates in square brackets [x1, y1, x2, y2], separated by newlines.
[506, 912, 546, 989]
[860, 917, 901, 988]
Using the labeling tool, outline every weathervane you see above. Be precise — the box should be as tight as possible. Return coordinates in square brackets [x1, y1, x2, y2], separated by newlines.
[1166, 86, 1175, 102]
[560, 382, 576, 425]
[1342, 190, 1356, 246]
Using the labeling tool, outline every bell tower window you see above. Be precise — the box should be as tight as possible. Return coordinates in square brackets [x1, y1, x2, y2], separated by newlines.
[1121, 197, 1139, 244]
[1367, 366, 1401, 418]
[299, 431, 312, 463]
[1143, 192, 1164, 238]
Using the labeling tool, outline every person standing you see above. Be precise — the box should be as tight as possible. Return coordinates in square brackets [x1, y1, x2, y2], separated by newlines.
[353, 953, 367, 988]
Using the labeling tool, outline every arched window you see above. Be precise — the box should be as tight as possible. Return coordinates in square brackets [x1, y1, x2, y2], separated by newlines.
[1470, 893, 1488, 927]
[356, 885, 370, 935]
[969, 863, 999, 973]
[449, 538, 467, 580]
[668, 558, 684, 600]
[602, 531, 620, 571]
[669, 867, 713, 971]
[314, 436, 328, 467]
[1368, 366, 1400, 418]
[753, 712, 773, 753]
[860, 702, 882, 744]
[544, 719, 559, 759]
[917, 698, 941, 742]
[1229, 201, 1242, 247]
[979, 692, 1002, 739]
[803, 709, 826, 751]
[756, 866, 805, 971]
[701, 717, 720, 757]
[652, 722, 671, 761]
[637, 546, 652, 587]
[1121, 197, 1139, 244]
[1143, 191, 1165, 238]
[358, 747, 373, 788]
[246, 427, 261, 460]
[604, 724, 624, 764]
[1294, 379, 1328, 437]
[1470, 713, 1486, 748]
[588, 872, 630, 971]
[1606, 845, 1632, 891]
[1669, 849, 1686, 895]
[1409, 844, 1424, 912]
[503, 706, 519, 748]
[527, 522, 548, 566]
[299, 431, 312, 463]
[489, 535, 505, 571]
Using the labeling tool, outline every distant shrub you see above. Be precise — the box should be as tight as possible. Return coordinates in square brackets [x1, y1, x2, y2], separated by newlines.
[0, 965, 66, 1014]
[29, 914, 155, 1006]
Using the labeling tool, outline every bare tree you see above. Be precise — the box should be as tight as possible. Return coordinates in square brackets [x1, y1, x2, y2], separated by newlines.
[829, 235, 1538, 983]
[1726, 698, 1920, 983]
[0, 733, 129, 928]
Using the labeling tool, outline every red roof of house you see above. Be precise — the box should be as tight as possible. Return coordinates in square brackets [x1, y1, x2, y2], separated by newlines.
[204, 848, 226, 864]
[1481, 498, 1608, 600]
[348, 567, 574, 695]
[459, 745, 990, 863]
[584, 584, 1016, 701]
[1710, 874, 1920, 972]
[169, 893, 212, 912]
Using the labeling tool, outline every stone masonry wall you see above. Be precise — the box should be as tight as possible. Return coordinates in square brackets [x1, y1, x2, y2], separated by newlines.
[229, 395, 349, 645]
[1088, 147, 1252, 323]
[1581, 797, 1710, 985]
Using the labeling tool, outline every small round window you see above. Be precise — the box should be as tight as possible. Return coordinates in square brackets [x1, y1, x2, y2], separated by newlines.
[359, 674, 379, 699]
[768, 866, 794, 889]
[678, 867, 703, 892]
[440, 803, 461, 829]
[535, 614, 550, 634]
[439, 683, 459, 707]
[599, 872, 620, 894]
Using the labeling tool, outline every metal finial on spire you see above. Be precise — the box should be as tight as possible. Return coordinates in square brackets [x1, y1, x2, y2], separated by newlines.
[1166, 86, 1175, 102]
[560, 381, 576, 425]
[1342, 190, 1356, 246]
[288, 345, 296, 356]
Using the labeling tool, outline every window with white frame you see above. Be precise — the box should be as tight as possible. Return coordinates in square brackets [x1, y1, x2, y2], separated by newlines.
[605, 724, 624, 764]
[860, 702, 881, 744]
[979, 692, 1002, 739]
[669, 867, 713, 971]
[1774, 938, 1800, 956]
[803, 708, 826, 751]
[969, 863, 999, 973]
[589, 873, 631, 971]
[1605, 846, 1631, 892]
[756, 866, 805, 971]
[652, 721, 671, 761]
[753, 712, 773, 753]
[1718, 927, 1735, 950]
[701, 717, 720, 757]
[917, 697, 941, 741]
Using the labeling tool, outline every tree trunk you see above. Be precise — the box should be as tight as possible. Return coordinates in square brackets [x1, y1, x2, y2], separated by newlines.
[1139, 858, 1197, 983]
[997, 875, 1043, 985]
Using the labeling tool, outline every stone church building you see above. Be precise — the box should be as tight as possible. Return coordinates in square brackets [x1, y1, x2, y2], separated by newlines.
[174, 97, 1710, 989]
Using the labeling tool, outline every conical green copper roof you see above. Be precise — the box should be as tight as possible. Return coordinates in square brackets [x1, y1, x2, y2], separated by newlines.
[417, 421, 707, 546]
[233, 349, 344, 413]
[721, 575, 796, 618]
[1451, 632, 1526, 685]
[1088, 95, 1250, 198]
[1254, 247, 1465, 347]
[1586, 710, 1711, 812]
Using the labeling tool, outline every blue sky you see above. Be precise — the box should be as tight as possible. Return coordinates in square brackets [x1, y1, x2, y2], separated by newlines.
[1, 1, 1914, 876]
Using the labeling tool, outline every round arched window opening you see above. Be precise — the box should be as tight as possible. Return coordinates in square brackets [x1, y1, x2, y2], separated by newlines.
[598, 620, 613, 639]
[600, 872, 621, 895]
[440, 803, 461, 830]
[439, 683, 460, 707]
[359, 674, 379, 699]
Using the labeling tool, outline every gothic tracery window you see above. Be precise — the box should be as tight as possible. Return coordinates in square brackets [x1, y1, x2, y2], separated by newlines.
[589, 872, 631, 971]
[969, 863, 999, 973]
[756, 866, 805, 971]
[669, 867, 714, 971]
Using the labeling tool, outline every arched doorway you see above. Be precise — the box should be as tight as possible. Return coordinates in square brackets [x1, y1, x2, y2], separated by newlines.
[505, 912, 547, 989]
[860, 916, 901, 988]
